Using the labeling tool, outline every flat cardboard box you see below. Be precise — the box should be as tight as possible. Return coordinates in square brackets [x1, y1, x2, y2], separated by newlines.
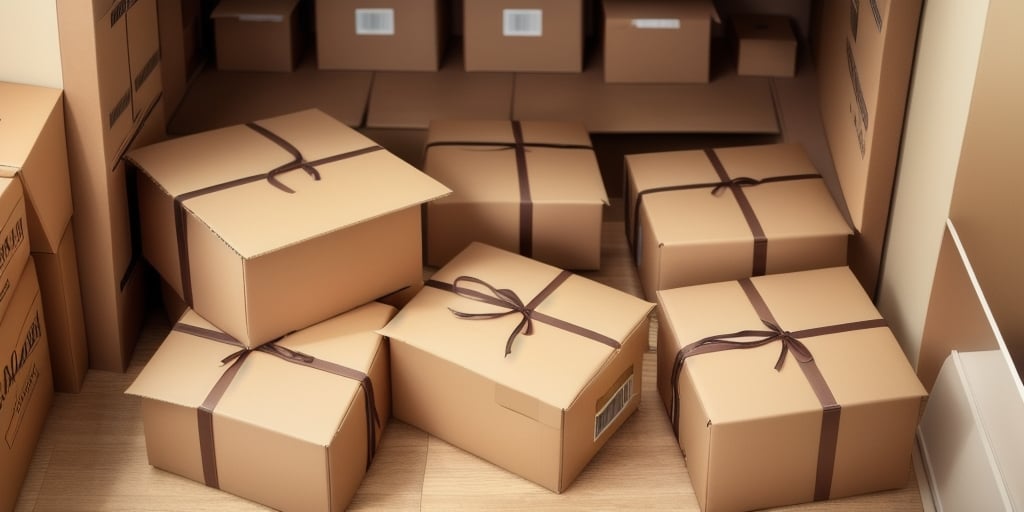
[734, 14, 798, 77]
[0, 259, 54, 512]
[316, 0, 446, 71]
[656, 267, 927, 512]
[625, 143, 851, 300]
[33, 222, 89, 393]
[0, 82, 74, 253]
[463, 0, 584, 72]
[423, 120, 608, 270]
[0, 178, 29, 323]
[211, 0, 302, 72]
[379, 242, 654, 492]
[126, 303, 394, 512]
[602, 0, 720, 83]
[129, 108, 450, 348]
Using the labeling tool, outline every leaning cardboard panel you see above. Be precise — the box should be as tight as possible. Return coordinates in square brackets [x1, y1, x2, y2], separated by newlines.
[424, 120, 608, 270]
[128, 108, 451, 349]
[0, 178, 30, 323]
[33, 223, 89, 393]
[462, 0, 584, 72]
[656, 267, 927, 512]
[126, 303, 393, 512]
[211, 0, 302, 72]
[379, 242, 654, 492]
[624, 143, 851, 300]
[316, 0, 446, 71]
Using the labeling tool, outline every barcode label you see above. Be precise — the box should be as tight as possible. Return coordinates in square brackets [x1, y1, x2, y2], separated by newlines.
[631, 19, 681, 30]
[356, 8, 395, 35]
[108, 89, 131, 129]
[503, 9, 542, 37]
[595, 373, 634, 440]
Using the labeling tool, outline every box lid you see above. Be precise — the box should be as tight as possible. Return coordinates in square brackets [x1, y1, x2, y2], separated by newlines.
[603, 0, 720, 23]
[211, 0, 299, 20]
[0, 82, 62, 175]
[127, 108, 451, 258]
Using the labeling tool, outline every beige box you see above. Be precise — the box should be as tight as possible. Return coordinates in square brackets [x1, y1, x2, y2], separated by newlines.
[656, 267, 927, 512]
[126, 303, 393, 512]
[316, 0, 446, 71]
[602, 0, 720, 83]
[734, 14, 797, 77]
[33, 222, 89, 393]
[0, 178, 30, 324]
[624, 143, 851, 300]
[0, 259, 54, 512]
[379, 242, 654, 492]
[463, 0, 584, 72]
[211, 0, 302, 72]
[128, 108, 450, 349]
[424, 120, 608, 270]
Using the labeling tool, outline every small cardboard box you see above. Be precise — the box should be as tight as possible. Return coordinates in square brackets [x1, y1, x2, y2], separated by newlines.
[316, 0, 446, 71]
[602, 0, 720, 83]
[656, 267, 927, 512]
[33, 222, 89, 393]
[211, 0, 303, 72]
[126, 302, 393, 512]
[379, 242, 654, 492]
[463, 0, 584, 72]
[423, 120, 608, 270]
[0, 178, 29, 323]
[128, 108, 450, 349]
[624, 143, 851, 300]
[733, 14, 798, 77]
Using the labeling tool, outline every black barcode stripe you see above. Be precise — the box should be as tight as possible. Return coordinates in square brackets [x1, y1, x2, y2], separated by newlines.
[108, 89, 131, 128]
[594, 376, 634, 439]
[134, 50, 160, 91]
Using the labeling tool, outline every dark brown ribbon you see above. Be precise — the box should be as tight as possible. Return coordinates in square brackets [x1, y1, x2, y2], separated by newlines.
[172, 322, 382, 489]
[425, 271, 620, 357]
[668, 278, 887, 502]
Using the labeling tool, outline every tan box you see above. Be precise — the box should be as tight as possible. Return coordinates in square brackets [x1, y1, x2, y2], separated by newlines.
[211, 0, 302, 72]
[33, 223, 89, 393]
[0, 178, 30, 323]
[316, 0, 446, 71]
[423, 120, 608, 270]
[128, 108, 450, 349]
[734, 14, 797, 77]
[463, 0, 584, 72]
[158, 0, 205, 115]
[624, 143, 851, 300]
[379, 242, 654, 492]
[656, 267, 927, 512]
[0, 259, 54, 512]
[602, 0, 720, 83]
[126, 302, 394, 512]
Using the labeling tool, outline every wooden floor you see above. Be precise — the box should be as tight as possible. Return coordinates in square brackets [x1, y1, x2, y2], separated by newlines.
[13, 218, 929, 511]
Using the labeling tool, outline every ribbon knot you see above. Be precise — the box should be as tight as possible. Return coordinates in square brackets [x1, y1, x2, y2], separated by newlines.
[247, 122, 321, 194]
[447, 276, 536, 357]
[711, 176, 762, 196]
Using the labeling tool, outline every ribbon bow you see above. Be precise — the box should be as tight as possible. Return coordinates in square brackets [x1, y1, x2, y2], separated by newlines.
[447, 276, 536, 357]
[247, 122, 322, 194]
[710, 176, 764, 196]
[677, 319, 815, 375]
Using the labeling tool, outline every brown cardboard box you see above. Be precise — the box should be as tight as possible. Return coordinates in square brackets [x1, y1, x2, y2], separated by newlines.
[624, 143, 851, 300]
[463, 0, 584, 72]
[379, 242, 654, 492]
[602, 0, 720, 83]
[0, 178, 29, 324]
[423, 120, 608, 270]
[656, 267, 927, 512]
[0, 259, 54, 512]
[128, 108, 450, 349]
[316, 0, 446, 71]
[158, 0, 205, 115]
[126, 303, 393, 512]
[211, 0, 302, 72]
[33, 223, 89, 393]
[734, 14, 798, 77]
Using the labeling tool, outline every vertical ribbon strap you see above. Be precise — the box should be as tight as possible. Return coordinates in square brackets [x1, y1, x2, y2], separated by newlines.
[705, 149, 768, 276]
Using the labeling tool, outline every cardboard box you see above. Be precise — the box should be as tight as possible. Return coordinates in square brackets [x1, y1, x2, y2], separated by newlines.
[379, 242, 654, 492]
[128, 108, 450, 349]
[602, 0, 720, 83]
[33, 222, 89, 393]
[656, 267, 927, 512]
[316, 0, 446, 71]
[0, 259, 54, 512]
[126, 302, 394, 512]
[211, 0, 302, 72]
[423, 120, 608, 270]
[463, 0, 584, 72]
[624, 143, 851, 300]
[733, 14, 798, 77]
[158, 0, 206, 115]
[0, 178, 29, 323]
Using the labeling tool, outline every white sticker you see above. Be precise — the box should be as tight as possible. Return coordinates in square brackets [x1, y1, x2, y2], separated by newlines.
[630, 18, 681, 29]
[355, 8, 395, 36]
[503, 9, 542, 37]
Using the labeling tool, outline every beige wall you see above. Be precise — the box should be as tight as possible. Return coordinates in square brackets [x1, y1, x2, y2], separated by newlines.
[0, 0, 62, 88]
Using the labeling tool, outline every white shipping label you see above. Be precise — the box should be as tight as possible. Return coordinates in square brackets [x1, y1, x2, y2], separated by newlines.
[355, 8, 395, 35]
[630, 18, 681, 29]
[594, 372, 635, 440]
[503, 9, 543, 37]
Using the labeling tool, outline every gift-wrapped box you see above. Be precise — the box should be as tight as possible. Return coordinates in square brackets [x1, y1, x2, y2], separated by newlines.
[379, 242, 653, 492]
[126, 302, 394, 512]
[656, 267, 927, 512]
[423, 120, 608, 270]
[128, 108, 450, 348]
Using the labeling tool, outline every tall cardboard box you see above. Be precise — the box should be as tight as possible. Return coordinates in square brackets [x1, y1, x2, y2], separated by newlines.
[316, 0, 446, 71]
[463, 0, 584, 72]
[0, 178, 30, 323]
[33, 224, 89, 393]
[211, 0, 303, 72]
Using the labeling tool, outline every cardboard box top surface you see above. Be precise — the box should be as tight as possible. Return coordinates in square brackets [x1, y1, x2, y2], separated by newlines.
[733, 14, 795, 42]
[0, 82, 62, 175]
[128, 108, 451, 258]
[379, 242, 654, 409]
[211, 0, 300, 19]
[658, 267, 926, 424]
[126, 302, 395, 444]
[603, 0, 720, 22]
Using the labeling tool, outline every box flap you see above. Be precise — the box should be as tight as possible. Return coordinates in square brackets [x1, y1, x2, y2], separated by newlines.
[0, 82, 62, 175]
[211, 0, 299, 20]
[603, 0, 720, 23]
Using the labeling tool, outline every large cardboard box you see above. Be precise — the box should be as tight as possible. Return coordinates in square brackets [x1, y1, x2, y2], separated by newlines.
[0, 178, 29, 324]
[463, 0, 584, 72]
[126, 303, 393, 512]
[33, 223, 89, 393]
[656, 267, 927, 512]
[128, 108, 450, 348]
[423, 120, 608, 270]
[158, 0, 205, 115]
[733, 14, 798, 77]
[624, 143, 851, 300]
[316, 0, 446, 71]
[379, 242, 654, 492]
[211, 0, 302, 72]
[0, 259, 54, 512]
